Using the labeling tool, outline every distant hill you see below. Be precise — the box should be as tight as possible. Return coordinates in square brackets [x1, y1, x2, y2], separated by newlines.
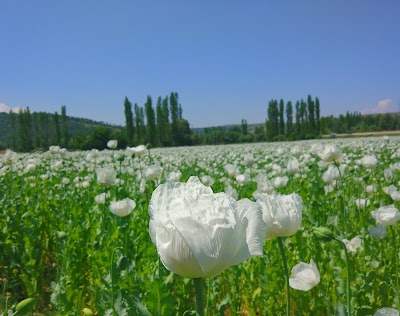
[0, 112, 124, 149]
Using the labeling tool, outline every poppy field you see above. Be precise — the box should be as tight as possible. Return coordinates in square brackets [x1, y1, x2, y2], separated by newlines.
[1, 137, 400, 315]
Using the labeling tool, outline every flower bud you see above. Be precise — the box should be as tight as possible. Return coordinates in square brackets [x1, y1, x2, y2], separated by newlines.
[15, 298, 35, 315]
[313, 227, 335, 242]
[82, 307, 94, 315]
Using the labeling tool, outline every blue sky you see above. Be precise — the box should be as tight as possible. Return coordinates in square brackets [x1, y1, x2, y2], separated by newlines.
[1, 1, 399, 128]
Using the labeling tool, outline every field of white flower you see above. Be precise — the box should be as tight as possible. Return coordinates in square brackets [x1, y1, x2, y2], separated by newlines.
[1, 137, 399, 315]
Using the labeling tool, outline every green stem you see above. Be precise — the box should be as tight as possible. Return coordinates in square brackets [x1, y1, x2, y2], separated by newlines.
[334, 161, 347, 235]
[336, 239, 351, 316]
[277, 237, 290, 316]
[193, 277, 205, 316]
[111, 247, 123, 315]
[390, 226, 399, 292]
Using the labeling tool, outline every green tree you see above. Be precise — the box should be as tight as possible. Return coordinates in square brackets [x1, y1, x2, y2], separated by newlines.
[9, 110, 17, 150]
[286, 101, 293, 137]
[134, 103, 145, 144]
[241, 119, 248, 135]
[279, 99, 285, 136]
[144, 96, 157, 146]
[53, 111, 61, 145]
[161, 97, 171, 146]
[32, 112, 40, 149]
[315, 97, 320, 135]
[124, 97, 134, 145]
[61, 105, 69, 148]
[39, 112, 50, 149]
[170, 92, 179, 145]
[307, 95, 316, 136]
[295, 101, 301, 139]
[266, 99, 279, 141]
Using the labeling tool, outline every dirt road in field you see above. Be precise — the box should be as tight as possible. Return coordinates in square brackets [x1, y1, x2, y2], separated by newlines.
[323, 130, 400, 138]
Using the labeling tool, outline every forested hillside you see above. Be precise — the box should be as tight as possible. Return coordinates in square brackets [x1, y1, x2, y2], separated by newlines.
[0, 112, 124, 151]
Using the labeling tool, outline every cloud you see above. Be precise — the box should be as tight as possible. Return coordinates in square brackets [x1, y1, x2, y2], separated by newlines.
[360, 99, 394, 114]
[0, 103, 22, 113]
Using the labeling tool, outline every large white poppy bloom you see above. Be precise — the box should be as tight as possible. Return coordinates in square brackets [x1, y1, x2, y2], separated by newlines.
[289, 259, 320, 291]
[148, 176, 266, 278]
[256, 193, 302, 240]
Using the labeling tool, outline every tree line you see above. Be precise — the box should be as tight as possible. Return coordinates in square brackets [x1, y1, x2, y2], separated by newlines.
[123, 92, 192, 147]
[6, 92, 400, 152]
[8, 106, 69, 152]
[320, 111, 400, 134]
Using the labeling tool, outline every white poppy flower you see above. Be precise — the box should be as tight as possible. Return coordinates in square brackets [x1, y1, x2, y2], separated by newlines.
[374, 307, 399, 316]
[368, 225, 387, 239]
[200, 175, 215, 187]
[318, 144, 343, 163]
[109, 198, 136, 217]
[148, 177, 267, 278]
[127, 144, 147, 156]
[95, 193, 106, 204]
[96, 168, 116, 187]
[383, 185, 398, 196]
[271, 176, 289, 189]
[145, 164, 163, 181]
[236, 174, 249, 186]
[167, 171, 182, 182]
[355, 198, 370, 208]
[107, 140, 118, 149]
[289, 259, 320, 291]
[371, 205, 400, 226]
[359, 155, 378, 169]
[256, 193, 302, 240]
[342, 236, 362, 253]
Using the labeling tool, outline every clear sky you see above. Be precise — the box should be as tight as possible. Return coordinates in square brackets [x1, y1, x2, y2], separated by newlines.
[1, 1, 399, 128]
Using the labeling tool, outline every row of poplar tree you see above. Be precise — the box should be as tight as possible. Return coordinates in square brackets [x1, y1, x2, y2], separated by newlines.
[123, 92, 192, 147]
[266, 95, 320, 141]
[8, 106, 69, 152]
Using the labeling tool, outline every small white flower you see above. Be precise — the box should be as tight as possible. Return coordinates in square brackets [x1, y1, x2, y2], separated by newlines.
[145, 164, 163, 181]
[342, 236, 362, 253]
[383, 185, 397, 195]
[127, 144, 147, 156]
[359, 155, 378, 169]
[289, 259, 320, 291]
[107, 140, 118, 149]
[96, 168, 116, 187]
[318, 144, 343, 163]
[371, 205, 400, 226]
[374, 307, 399, 316]
[167, 171, 182, 182]
[24, 163, 36, 173]
[243, 154, 254, 166]
[355, 198, 370, 208]
[368, 225, 387, 239]
[236, 174, 249, 186]
[109, 198, 136, 217]
[390, 191, 400, 202]
[257, 193, 302, 240]
[271, 176, 289, 189]
[200, 175, 215, 187]
[95, 193, 106, 204]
